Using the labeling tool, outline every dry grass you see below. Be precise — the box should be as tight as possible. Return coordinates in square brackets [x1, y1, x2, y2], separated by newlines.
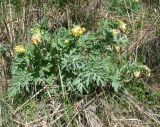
[11, 91, 160, 127]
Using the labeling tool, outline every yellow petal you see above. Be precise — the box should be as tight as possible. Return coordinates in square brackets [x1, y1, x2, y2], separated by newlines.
[79, 30, 83, 35]
[120, 24, 126, 32]
[115, 46, 120, 53]
[74, 26, 81, 31]
[64, 40, 69, 44]
[71, 26, 85, 36]
[82, 27, 86, 32]
[134, 0, 139, 2]
[112, 29, 120, 36]
[134, 71, 141, 78]
[32, 35, 41, 45]
[142, 65, 151, 72]
[32, 39, 38, 45]
[14, 45, 25, 53]
[71, 29, 78, 36]
[147, 72, 151, 77]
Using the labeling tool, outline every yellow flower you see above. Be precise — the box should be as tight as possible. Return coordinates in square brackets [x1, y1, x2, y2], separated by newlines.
[32, 34, 41, 45]
[147, 72, 151, 77]
[14, 45, 25, 53]
[71, 26, 86, 37]
[118, 20, 126, 32]
[134, 71, 141, 78]
[76, 26, 82, 30]
[71, 29, 78, 37]
[142, 65, 151, 72]
[114, 46, 121, 53]
[82, 27, 86, 32]
[134, 0, 139, 2]
[112, 29, 120, 36]
[79, 30, 84, 35]
[64, 40, 69, 44]
[140, 65, 151, 77]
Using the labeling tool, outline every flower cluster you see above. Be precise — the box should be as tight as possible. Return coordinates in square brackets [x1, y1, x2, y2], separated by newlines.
[111, 20, 127, 37]
[32, 34, 41, 45]
[112, 29, 120, 36]
[118, 20, 126, 32]
[31, 28, 41, 45]
[134, 65, 151, 78]
[14, 45, 25, 53]
[114, 46, 121, 53]
[64, 40, 69, 44]
[71, 26, 86, 37]
[134, 71, 141, 78]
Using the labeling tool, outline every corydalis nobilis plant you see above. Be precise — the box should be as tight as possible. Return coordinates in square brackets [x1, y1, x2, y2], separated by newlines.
[9, 19, 151, 98]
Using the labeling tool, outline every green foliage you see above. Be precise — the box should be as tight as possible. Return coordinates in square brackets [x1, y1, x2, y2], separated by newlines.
[9, 19, 150, 98]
